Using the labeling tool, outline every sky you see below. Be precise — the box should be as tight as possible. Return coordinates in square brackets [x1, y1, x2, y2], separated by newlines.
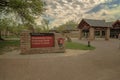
[37, 0, 120, 27]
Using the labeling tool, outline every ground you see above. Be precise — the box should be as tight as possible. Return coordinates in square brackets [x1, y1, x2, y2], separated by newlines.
[0, 38, 120, 80]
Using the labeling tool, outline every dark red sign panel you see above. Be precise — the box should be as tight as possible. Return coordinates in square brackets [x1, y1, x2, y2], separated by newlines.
[30, 33, 54, 48]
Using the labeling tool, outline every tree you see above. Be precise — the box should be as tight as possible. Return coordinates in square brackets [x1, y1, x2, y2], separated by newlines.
[58, 20, 78, 31]
[0, 0, 45, 23]
[42, 18, 50, 32]
[0, 0, 45, 40]
[8, 23, 28, 37]
[0, 18, 11, 40]
[57, 20, 78, 42]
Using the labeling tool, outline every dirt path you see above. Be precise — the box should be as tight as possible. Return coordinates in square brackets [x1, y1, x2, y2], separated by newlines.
[0, 38, 120, 80]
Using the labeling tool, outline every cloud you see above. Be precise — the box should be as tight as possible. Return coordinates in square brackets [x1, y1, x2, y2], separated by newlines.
[39, 0, 120, 27]
[85, 0, 120, 21]
[86, 0, 120, 13]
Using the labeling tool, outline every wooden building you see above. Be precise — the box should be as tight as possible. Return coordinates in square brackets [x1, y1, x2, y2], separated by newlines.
[111, 20, 120, 38]
[77, 19, 112, 40]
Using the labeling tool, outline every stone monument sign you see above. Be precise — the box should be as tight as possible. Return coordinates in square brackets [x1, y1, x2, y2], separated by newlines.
[20, 30, 65, 54]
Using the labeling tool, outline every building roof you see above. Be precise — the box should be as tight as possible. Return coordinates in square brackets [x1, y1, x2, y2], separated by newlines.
[65, 26, 77, 31]
[83, 19, 112, 27]
[113, 20, 120, 26]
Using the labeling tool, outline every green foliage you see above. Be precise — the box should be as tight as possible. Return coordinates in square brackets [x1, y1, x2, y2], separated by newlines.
[9, 25, 27, 37]
[0, 40, 20, 54]
[40, 18, 50, 32]
[65, 42, 95, 50]
[0, 40, 20, 48]
[0, 18, 27, 37]
[35, 26, 42, 32]
[57, 20, 78, 31]
[0, 0, 45, 39]
[0, 0, 45, 24]
[0, 18, 10, 30]
[0, 18, 12, 39]
[65, 20, 78, 27]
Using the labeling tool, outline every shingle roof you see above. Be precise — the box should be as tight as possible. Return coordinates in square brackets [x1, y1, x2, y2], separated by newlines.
[83, 19, 112, 27]
[106, 22, 113, 27]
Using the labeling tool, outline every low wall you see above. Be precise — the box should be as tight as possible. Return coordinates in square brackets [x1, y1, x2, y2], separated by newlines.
[20, 30, 65, 54]
[64, 31, 79, 38]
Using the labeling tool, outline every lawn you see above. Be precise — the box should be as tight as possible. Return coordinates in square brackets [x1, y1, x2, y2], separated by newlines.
[65, 42, 95, 50]
[0, 40, 95, 55]
[0, 40, 20, 54]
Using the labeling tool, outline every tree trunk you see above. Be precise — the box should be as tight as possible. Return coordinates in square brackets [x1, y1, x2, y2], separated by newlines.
[0, 30, 4, 41]
[5, 27, 9, 38]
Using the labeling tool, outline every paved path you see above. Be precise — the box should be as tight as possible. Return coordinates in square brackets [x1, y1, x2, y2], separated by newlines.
[0, 38, 120, 80]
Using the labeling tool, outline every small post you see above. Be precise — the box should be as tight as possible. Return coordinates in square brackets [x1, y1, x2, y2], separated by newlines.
[118, 34, 120, 49]
[88, 40, 91, 47]
[119, 41, 120, 49]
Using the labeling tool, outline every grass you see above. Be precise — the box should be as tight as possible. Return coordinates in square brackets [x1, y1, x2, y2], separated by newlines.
[65, 41, 95, 50]
[0, 40, 20, 55]
[0, 40, 95, 55]
[2, 35, 19, 38]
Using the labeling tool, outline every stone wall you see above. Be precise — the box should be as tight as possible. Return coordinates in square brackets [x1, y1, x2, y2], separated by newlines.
[69, 31, 79, 38]
[64, 31, 79, 38]
[20, 30, 65, 54]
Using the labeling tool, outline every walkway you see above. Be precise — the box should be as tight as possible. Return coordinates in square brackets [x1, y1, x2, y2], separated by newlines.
[0, 38, 120, 80]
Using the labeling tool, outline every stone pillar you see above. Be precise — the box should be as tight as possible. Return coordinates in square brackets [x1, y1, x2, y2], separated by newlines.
[54, 33, 65, 53]
[89, 27, 95, 40]
[105, 28, 110, 40]
[20, 30, 30, 54]
[79, 29, 82, 40]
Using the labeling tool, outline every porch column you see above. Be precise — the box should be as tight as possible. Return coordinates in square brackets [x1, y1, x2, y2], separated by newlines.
[89, 27, 95, 40]
[79, 29, 82, 40]
[100, 31, 102, 38]
[105, 28, 110, 40]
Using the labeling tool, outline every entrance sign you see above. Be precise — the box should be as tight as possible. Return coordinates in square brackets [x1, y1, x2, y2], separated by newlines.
[20, 30, 65, 54]
[30, 33, 54, 48]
